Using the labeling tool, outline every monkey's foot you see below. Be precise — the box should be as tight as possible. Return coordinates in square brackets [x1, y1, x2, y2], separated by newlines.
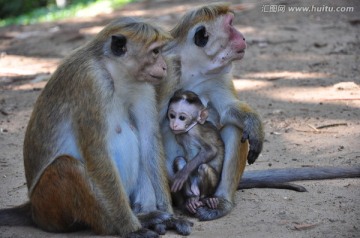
[137, 210, 192, 236]
[126, 228, 159, 238]
[196, 197, 233, 221]
[165, 217, 193, 236]
[137, 210, 171, 230]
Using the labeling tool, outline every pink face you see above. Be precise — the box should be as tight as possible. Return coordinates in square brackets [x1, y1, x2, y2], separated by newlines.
[224, 13, 246, 60]
[182, 12, 247, 75]
[168, 101, 196, 134]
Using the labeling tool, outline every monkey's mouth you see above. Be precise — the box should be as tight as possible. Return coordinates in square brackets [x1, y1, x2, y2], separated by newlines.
[148, 75, 164, 84]
[235, 50, 245, 60]
[150, 74, 163, 80]
[171, 129, 185, 135]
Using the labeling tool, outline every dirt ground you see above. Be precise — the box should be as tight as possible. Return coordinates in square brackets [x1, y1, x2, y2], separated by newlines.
[0, 0, 359, 237]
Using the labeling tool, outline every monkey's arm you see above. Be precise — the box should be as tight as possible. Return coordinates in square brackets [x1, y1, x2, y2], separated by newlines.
[75, 87, 141, 234]
[220, 101, 264, 165]
[171, 141, 217, 192]
[132, 85, 174, 213]
[208, 84, 264, 165]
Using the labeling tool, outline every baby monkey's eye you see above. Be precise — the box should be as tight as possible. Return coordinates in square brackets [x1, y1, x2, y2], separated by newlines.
[179, 116, 186, 121]
[169, 113, 175, 119]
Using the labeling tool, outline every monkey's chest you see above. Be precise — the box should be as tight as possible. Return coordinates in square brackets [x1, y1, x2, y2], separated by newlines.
[178, 135, 200, 160]
[108, 119, 140, 194]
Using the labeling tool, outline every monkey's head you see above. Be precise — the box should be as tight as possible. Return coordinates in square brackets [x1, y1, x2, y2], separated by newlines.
[169, 3, 246, 75]
[95, 17, 172, 84]
[167, 90, 208, 134]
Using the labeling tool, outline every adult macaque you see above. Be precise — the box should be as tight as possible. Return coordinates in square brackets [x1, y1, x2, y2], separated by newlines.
[158, 2, 263, 221]
[158, 2, 360, 221]
[167, 90, 224, 214]
[0, 17, 192, 237]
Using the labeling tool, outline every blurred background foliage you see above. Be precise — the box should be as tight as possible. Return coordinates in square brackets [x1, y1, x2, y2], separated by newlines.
[0, 0, 132, 26]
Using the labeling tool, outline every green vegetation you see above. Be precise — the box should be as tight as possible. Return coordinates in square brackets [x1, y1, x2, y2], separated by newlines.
[0, 0, 132, 27]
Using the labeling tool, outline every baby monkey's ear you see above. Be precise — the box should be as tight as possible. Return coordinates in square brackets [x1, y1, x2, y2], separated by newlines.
[198, 108, 208, 124]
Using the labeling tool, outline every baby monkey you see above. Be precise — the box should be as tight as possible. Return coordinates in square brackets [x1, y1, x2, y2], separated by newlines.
[167, 90, 224, 214]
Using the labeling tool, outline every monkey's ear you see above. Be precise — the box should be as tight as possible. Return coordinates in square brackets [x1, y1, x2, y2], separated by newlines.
[111, 35, 127, 56]
[198, 108, 208, 124]
[194, 26, 209, 47]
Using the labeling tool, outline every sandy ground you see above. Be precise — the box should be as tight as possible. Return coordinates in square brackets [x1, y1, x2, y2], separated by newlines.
[0, 0, 359, 237]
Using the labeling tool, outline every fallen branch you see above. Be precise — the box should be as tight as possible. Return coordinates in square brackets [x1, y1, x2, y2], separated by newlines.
[316, 123, 348, 130]
[293, 223, 319, 230]
[307, 124, 319, 132]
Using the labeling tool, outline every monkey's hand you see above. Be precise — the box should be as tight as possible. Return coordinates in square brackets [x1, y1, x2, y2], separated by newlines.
[186, 197, 204, 214]
[202, 197, 219, 209]
[241, 112, 264, 165]
[171, 172, 189, 192]
[196, 197, 233, 221]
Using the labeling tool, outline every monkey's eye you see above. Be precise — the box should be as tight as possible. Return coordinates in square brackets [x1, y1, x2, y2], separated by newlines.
[179, 116, 186, 121]
[194, 25, 209, 47]
[169, 113, 175, 119]
[152, 48, 160, 56]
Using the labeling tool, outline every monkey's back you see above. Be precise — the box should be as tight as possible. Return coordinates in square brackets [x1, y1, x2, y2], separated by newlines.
[23, 45, 111, 195]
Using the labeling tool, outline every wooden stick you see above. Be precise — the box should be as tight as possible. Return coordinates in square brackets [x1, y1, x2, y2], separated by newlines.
[316, 123, 348, 130]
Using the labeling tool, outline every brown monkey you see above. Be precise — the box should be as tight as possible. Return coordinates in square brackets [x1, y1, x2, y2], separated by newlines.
[158, 2, 263, 221]
[158, 3, 360, 209]
[167, 90, 224, 214]
[0, 17, 192, 237]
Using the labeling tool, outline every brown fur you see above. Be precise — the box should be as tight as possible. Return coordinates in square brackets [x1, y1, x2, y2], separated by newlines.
[170, 2, 232, 42]
[31, 156, 115, 234]
[159, 2, 263, 221]
[0, 17, 193, 237]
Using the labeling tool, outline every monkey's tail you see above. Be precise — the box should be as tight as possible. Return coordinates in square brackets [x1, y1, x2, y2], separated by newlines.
[195, 198, 233, 221]
[0, 202, 34, 226]
[238, 166, 360, 192]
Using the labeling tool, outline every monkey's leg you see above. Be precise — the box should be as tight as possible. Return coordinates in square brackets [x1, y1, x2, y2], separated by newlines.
[173, 156, 187, 172]
[196, 125, 247, 221]
[197, 164, 218, 196]
[197, 164, 219, 209]
[31, 156, 158, 237]
[31, 156, 117, 234]
[131, 169, 156, 214]
[131, 168, 174, 235]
